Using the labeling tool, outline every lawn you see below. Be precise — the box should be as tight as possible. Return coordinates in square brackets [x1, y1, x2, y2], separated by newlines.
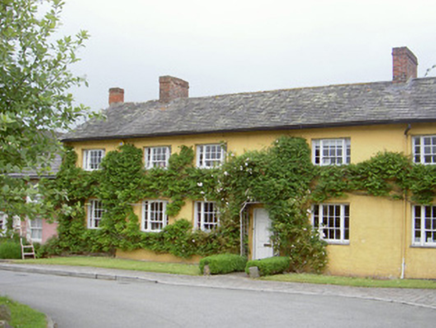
[0, 296, 46, 328]
[17, 256, 201, 276]
[263, 272, 436, 289]
[13, 256, 436, 288]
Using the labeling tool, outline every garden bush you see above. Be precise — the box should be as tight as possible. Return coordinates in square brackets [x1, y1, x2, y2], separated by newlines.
[245, 256, 291, 276]
[0, 241, 21, 259]
[199, 253, 247, 274]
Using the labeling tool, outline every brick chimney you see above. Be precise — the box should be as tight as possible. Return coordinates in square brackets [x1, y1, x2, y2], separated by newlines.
[392, 47, 418, 83]
[159, 76, 189, 103]
[109, 87, 124, 105]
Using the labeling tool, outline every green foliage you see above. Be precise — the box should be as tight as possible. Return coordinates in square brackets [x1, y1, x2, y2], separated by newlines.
[0, 0, 92, 223]
[199, 254, 247, 274]
[48, 136, 436, 274]
[246, 256, 291, 276]
[0, 241, 21, 259]
[0, 296, 47, 328]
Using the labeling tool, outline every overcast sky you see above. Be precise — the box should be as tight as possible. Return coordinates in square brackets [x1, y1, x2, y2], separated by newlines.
[60, 0, 436, 114]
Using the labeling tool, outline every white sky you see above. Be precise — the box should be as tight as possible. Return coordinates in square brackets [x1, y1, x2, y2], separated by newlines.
[60, 0, 436, 113]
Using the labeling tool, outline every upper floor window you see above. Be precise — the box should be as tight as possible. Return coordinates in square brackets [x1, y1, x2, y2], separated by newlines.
[312, 139, 350, 166]
[87, 199, 104, 229]
[196, 144, 225, 168]
[144, 146, 170, 169]
[195, 201, 219, 232]
[83, 149, 105, 171]
[413, 205, 436, 247]
[142, 200, 168, 232]
[312, 204, 350, 244]
[413, 136, 436, 164]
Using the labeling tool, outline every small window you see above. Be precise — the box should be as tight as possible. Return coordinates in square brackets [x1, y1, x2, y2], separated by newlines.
[312, 139, 350, 166]
[413, 136, 436, 164]
[196, 144, 225, 168]
[87, 200, 104, 229]
[412, 205, 436, 247]
[0, 212, 7, 236]
[142, 200, 168, 232]
[83, 149, 105, 171]
[312, 204, 350, 244]
[195, 201, 219, 231]
[144, 146, 171, 169]
[29, 218, 43, 242]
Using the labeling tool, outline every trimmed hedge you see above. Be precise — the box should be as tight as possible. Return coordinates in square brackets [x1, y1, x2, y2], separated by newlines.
[199, 254, 247, 274]
[0, 241, 21, 259]
[245, 256, 291, 276]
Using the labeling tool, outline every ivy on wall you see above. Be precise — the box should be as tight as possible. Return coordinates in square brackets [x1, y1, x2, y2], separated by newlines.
[39, 136, 436, 274]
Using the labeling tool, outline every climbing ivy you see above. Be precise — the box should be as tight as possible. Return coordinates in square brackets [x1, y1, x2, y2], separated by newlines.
[39, 136, 436, 274]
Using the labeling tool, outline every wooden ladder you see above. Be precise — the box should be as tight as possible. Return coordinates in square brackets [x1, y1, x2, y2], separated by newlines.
[19, 224, 35, 260]
[20, 237, 35, 259]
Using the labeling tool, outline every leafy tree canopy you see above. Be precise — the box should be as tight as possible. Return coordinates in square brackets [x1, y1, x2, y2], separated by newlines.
[0, 0, 90, 220]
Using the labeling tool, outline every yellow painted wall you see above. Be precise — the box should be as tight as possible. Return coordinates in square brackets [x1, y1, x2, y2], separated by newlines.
[323, 195, 404, 278]
[67, 122, 436, 278]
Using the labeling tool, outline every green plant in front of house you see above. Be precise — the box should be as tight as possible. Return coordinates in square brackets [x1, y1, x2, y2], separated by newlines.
[0, 240, 21, 259]
[199, 254, 247, 274]
[246, 256, 291, 276]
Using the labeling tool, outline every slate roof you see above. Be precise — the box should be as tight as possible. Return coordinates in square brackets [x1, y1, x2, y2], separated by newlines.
[62, 77, 436, 142]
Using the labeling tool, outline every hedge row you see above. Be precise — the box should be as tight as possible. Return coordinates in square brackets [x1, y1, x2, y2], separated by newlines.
[199, 254, 291, 276]
[245, 256, 291, 276]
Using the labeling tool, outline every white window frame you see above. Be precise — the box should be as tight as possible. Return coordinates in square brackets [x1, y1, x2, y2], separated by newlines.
[87, 199, 104, 229]
[312, 204, 350, 244]
[412, 205, 436, 247]
[144, 146, 171, 169]
[83, 149, 105, 171]
[0, 212, 7, 236]
[196, 144, 225, 168]
[413, 135, 436, 165]
[312, 138, 350, 166]
[29, 218, 43, 243]
[142, 200, 168, 232]
[194, 201, 219, 232]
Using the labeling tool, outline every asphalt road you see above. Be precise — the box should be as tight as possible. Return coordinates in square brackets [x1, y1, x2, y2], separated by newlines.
[1, 270, 435, 328]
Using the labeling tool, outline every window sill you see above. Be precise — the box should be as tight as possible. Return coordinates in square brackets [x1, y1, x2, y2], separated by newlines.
[410, 245, 436, 249]
[325, 241, 350, 246]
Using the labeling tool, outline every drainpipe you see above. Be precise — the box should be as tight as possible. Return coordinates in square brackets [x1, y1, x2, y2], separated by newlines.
[401, 124, 411, 279]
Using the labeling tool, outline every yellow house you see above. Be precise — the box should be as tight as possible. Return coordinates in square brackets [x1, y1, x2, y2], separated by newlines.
[62, 47, 436, 279]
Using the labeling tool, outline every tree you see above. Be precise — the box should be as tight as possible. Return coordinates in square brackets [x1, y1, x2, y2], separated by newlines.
[0, 0, 90, 222]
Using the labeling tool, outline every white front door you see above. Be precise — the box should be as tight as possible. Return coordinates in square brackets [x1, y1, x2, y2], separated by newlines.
[253, 208, 274, 260]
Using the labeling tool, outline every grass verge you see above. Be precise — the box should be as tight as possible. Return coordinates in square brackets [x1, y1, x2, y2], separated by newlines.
[263, 273, 436, 289]
[0, 296, 46, 328]
[14, 256, 200, 276]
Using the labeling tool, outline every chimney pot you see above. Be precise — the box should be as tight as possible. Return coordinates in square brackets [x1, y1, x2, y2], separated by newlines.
[159, 76, 189, 103]
[109, 87, 124, 105]
[392, 47, 418, 83]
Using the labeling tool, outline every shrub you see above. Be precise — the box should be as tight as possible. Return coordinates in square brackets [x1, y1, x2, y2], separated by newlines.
[199, 253, 247, 274]
[245, 256, 291, 276]
[0, 241, 21, 259]
[37, 237, 63, 258]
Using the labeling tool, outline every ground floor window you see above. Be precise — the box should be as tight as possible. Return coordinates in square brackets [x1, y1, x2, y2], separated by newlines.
[142, 200, 168, 232]
[0, 212, 6, 236]
[413, 205, 436, 247]
[87, 200, 104, 229]
[195, 201, 219, 231]
[29, 218, 43, 242]
[312, 204, 350, 244]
